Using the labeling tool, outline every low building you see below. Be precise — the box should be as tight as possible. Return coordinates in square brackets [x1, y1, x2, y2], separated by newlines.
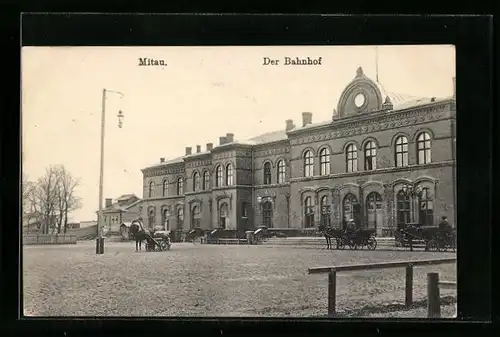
[96, 194, 143, 235]
[140, 67, 456, 236]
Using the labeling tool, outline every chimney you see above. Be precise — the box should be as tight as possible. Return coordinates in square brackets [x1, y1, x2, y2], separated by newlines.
[196, 145, 201, 153]
[226, 133, 234, 143]
[219, 136, 227, 145]
[302, 112, 312, 127]
[285, 119, 295, 132]
[206, 143, 214, 151]
[105, 198, 113, 208]
[452, 76, 456, 99]
[160, 157, 165, 163]
[185, 147, 192, 156]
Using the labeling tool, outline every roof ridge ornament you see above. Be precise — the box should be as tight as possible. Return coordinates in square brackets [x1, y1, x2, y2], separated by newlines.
[332, 108, 339, 121]
[356, 66, 364, 78]
[381, 95, 394, 111]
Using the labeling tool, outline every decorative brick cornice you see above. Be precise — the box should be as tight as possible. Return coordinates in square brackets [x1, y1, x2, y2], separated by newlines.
[144, 195, 185, 202]
[212, 185, 253, 191]
[254, 182, 290, 189]
[184, 190, 212, 196]
[290, 160, 454, 183]
[143, 166, 185, 178]
[289, 101, 453, 146]
[185, 159, 212, 169]
[255, 147, 291, 158]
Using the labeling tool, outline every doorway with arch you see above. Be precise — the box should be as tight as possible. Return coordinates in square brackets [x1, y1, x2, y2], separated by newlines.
[365, 192, 384, 235]
[343, 193, 361, 229]
[191, 205, 201, 228]
[219, 202, 229, 229]
[262, 200, 273, 228]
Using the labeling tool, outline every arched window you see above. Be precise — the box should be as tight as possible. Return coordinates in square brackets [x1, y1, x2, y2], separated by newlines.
[417, 132, 432, 164]
[226, 163, 234, 186]
[364, 141, 377, 171]
[177, 207, 184, 230]
[193, 172, 200, 192]
[203, 170, 210, 190]
[304, 150, 314, 177]
[419, 187, 434, 226]
[162, 179, 168, 197]
[346, 144, 358, 173]
[162, 207, 169, 230]
[396, 189, 411, 227]
[263, 162, 272, 185]
[343, 194, 360, 227]
[366, 192, 383, 231]
[148, 181, 154, 198]
[177, 177, 183, 195]
[277, 160, 286, 184]
[262, 201, 273, 228]
[319, 148, 330, 176]
[395, 136, 409, 167]
[192, 205, 201, 228]
[215, 165, 223, 187]
[304, 196, 315, 228]
[320, 195, 331, 227]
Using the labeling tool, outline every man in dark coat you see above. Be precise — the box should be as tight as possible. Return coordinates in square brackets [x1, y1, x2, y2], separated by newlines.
[438, 216, 451, 230]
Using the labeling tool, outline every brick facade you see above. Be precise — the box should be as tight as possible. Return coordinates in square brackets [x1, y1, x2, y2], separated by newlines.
[140, 67, 456, 236]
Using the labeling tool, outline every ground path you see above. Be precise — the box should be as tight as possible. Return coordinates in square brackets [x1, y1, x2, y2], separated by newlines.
[23, 241, 456, 317]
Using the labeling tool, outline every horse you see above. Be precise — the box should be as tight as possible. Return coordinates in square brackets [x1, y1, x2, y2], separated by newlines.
[129, 220, 150, 251]
[318, 223, 345, 250]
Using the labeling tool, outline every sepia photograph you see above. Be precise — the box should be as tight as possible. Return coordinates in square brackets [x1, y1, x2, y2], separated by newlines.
[21, 45, 457, 318]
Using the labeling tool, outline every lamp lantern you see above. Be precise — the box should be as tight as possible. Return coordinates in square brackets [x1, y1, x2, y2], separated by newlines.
[117, 110, 124, 128]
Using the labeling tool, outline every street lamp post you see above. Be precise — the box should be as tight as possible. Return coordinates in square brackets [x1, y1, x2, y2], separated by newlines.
[96, 88, 125, 255]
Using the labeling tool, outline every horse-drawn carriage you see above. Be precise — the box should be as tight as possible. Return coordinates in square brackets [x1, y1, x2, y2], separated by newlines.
[395, 222, 456, 252]
[144, 227, 172, 252]
[130, 220, 171, 252]
[319, 224, 377, 250]
[337, 228, 377, 250]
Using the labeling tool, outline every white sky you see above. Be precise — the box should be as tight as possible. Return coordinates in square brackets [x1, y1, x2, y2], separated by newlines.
[21, 45, 456, 222]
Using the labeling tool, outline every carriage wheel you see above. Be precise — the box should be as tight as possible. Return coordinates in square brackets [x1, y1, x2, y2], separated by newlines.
[367, 237, 377, 251]
[426, 239, 440, 252]
[349, 241, 357, 250]
[159, 241, 168, 251]
[338, 239, 346, 250]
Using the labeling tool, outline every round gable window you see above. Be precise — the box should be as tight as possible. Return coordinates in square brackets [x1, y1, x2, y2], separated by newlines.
[354, 92, 366, 108]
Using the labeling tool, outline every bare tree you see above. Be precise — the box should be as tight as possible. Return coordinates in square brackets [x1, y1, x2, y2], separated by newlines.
[53, 165, 82, 233]
[21, 173, 38, 233]
[32, 166, 60, 234]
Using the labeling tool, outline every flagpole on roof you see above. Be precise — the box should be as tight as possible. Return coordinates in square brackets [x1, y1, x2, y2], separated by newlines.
[375, 46, 379, 83]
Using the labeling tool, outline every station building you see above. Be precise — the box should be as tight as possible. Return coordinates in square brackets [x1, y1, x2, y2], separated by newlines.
[140, 67, 456, 236]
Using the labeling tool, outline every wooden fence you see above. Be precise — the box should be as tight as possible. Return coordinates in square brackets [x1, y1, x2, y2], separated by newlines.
[308, 257, 457, 316]
[23, 234, 78, 245]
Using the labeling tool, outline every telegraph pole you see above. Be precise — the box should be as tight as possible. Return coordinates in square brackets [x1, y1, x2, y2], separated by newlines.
[96, 88, 124, 255]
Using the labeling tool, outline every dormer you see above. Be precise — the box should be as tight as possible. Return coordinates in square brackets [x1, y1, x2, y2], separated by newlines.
[335, 66, 386, 118]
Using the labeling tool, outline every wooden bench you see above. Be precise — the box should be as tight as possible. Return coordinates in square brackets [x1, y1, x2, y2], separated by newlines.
[217, 238, 248, 245]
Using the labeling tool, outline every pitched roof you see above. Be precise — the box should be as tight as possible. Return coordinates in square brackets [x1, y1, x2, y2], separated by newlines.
[116, 194, 138, 202]
[244, 130, 288, 145]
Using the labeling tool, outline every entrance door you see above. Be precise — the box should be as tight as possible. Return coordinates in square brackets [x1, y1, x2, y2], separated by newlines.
[343, 194, 360, 228]
[366, 192, 383, 235]
[262, 201, 273, 228]
[192, 205, 201, 228]
[220, 203, 228, 229]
